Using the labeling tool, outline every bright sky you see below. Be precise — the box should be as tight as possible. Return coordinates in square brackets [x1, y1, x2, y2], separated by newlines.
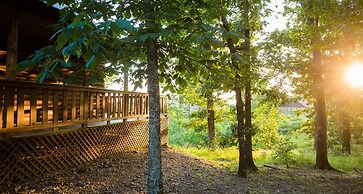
[346, 63, 363, 88]
[264, 0, 287, 32]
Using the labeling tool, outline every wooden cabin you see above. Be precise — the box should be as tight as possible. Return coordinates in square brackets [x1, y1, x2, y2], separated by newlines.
[0, 0, 59, 81]
[0, 0, 168, 183]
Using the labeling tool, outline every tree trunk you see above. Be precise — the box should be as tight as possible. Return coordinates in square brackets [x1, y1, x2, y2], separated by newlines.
[340, 103, 351, 154]
[144, 0, 163, 193]
[207, 93, 215, 148]
[242, 0, 258, 171]
[220, 14, 248, 178]
[123, 71, 129, 93]
[235, 88, 247, 178]
[307, 14, 334, 170]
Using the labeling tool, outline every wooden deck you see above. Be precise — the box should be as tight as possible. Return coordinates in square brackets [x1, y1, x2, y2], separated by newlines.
[0, 80, 167, 138]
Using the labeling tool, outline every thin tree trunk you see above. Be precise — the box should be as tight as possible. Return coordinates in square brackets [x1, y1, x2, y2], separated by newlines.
[144, 0, 163, 193]
[123, 71, 129, 93]
[207, 93, 215, 149]
[242, 0, 258, 171]
[307, 14, 334, 170]
[220, 14, 247, 178]
[236, 88, 247, 178]
[340, 103, 351, 154]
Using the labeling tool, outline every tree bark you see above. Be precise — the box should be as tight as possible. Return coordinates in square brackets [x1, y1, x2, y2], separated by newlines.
[123, 71, 129, 93]
[242, 0, 258, 171]
[307, 14, 333, 170]
[340, 102, 351, 154]
[220, 14, 248, 178]
[235, 88, 247, 178]
[144, 0, 163, 193]
[207, 93, 215, 149]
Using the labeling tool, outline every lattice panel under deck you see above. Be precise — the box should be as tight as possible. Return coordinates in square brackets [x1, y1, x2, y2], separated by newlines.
[0, 118, 168, 183]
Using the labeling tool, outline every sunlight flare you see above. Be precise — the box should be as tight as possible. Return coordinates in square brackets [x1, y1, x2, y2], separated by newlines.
[345, 63, 363, 87]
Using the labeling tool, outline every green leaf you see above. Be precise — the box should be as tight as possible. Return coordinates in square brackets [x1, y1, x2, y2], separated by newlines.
[110, 22, 121, 38]
[100, 21, 111, 34]
[62, 42, 75, 60]
[115, 19, 136, 34]
[139, 33, 159, 43]
[57, 33, 68, 50]
[72, 14, 83, 27]
[231, 53, 247, 64]
[63, 27, 74, 39]
[50, 29, 63, 41]
[36, 68, 49, 83]
[85, 55, 96, 68]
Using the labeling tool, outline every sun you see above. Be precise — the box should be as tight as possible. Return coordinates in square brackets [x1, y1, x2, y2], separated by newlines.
[346, 63, 363, 87]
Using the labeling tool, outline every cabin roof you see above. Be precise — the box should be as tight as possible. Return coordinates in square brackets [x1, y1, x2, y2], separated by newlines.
[280, 101, 309, 108]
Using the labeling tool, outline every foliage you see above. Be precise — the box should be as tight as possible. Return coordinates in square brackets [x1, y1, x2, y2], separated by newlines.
[173, 133, 363, 172]
[252, 102, 281, 149]
[278, 113, 305, 134]
[168, 94, 237, 148]
[271, 136, 297, 167]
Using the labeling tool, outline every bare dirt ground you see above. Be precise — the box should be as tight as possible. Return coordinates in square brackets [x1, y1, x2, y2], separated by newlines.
[1, 147, 362, 194]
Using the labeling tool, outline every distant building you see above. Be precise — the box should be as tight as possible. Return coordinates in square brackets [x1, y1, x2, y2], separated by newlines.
[279, 100, 309, 114]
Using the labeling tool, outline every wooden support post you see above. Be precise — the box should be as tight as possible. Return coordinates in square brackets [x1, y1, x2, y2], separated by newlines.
[6, 5, 18, 80]
[2, 5, 19, 138]
[4, 87, 15, 128]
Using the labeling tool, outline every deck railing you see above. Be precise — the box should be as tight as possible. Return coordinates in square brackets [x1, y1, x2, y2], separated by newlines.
[0, 80, 167, 137]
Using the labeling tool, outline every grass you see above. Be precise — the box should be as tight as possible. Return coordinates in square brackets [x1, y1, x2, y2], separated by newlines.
[171, 134, 363, 172]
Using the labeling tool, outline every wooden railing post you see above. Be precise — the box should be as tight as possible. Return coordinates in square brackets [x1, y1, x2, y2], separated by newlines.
[123, 93, 128, 122]
[96, 92, 100, 119]
[113, 93, 116, 118]
[30, 89, 37, 126]
[17, 88, 24, 127]
[89, 92, 94, 120]
[42, 89, 48, 125]
[63, 91, 68, 122]
[71, 91, 76, 122]
[80, 91, 84, 126]
[0, 86, 3, 130]
[53, 90, 59, 132]
[82, 91, 88, 128]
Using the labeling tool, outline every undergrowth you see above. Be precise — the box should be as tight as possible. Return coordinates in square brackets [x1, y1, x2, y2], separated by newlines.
[171, 134, 363, 172]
